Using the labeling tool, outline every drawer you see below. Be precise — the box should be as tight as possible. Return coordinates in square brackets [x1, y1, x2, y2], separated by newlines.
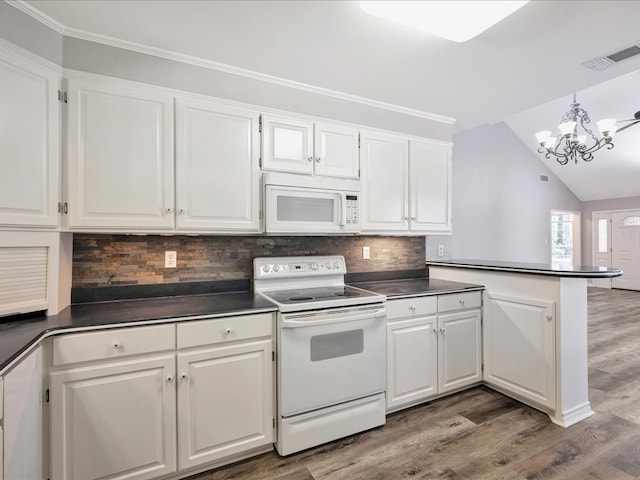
[177, 313, 273, 349]
[386, 296, 437, 320]
[53, 324, 175, 366]
[438, 291, 482, 313]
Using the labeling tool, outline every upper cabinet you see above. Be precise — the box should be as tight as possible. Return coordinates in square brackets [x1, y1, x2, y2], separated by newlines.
[262, 115, 359, 179]
[0, 46, 60, 228]
[66, 75, 175, 230]
[409, 139, 452, 233]
[361, 131, 452, 234]
[175, 98, 261, 232]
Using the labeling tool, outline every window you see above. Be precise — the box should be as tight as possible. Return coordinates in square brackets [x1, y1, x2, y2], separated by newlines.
[621, 216, 640, 227]
[551, 213, 574, 265]
[597, 218, 608, 253]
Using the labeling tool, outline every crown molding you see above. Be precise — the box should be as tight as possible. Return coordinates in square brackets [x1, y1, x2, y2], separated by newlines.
[9, 2, 456, 125]
[0, 37, 62, 72]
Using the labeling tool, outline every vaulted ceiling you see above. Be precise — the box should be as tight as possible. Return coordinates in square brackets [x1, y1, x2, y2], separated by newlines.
[22, 0, 640, 200]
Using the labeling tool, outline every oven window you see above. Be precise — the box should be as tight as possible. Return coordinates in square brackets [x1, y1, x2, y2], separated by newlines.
[277, 196, 334, 223]
[310, 329, 364, 362]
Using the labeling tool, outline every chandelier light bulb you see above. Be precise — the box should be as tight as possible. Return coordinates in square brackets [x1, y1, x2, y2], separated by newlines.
[596, 118, 617, 137]
[535, 130, 553, 146]
[558, 121, 577, 137]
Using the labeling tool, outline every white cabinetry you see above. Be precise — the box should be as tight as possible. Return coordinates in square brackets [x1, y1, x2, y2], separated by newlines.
[484, 293, 555, 409]
[50, 325, 177, 480]
[176, 313, 273, 470]
[361, 131, 452, 234]
[3, 347, 43, 480]
[175, 98, 261, 232]
[386, 291, 482, 412]
[0, 46, 60, 228]
[49, 314, 275, 480]
[409, 139, 452, 233]
[262, 115, 359, 179]
[66, 75, 175, 230]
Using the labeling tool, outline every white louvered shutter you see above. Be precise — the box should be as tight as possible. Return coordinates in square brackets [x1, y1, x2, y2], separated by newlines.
[0, 246, 48, 316]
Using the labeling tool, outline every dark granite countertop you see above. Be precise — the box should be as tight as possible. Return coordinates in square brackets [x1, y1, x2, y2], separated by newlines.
[350, 277, 484, 299]
[0, 291, 277, 373]
[426, 259, 623, 278]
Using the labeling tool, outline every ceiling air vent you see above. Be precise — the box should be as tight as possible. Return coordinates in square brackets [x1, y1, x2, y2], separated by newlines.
[583, 43, 640, 71]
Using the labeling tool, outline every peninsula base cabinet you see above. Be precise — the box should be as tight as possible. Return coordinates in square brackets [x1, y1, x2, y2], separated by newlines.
[386, 291, 482, 412]
[484, 293, 556, 410]
[49, 314, 274, 480]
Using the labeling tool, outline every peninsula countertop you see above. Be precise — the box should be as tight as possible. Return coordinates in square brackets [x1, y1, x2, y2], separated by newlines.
[426, 259, 623, 278]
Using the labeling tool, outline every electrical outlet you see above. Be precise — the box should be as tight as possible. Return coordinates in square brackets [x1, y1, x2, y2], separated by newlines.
[438, 245, 444, 257]
[165, 251, 177, 268]
[362, 246, 370, 260]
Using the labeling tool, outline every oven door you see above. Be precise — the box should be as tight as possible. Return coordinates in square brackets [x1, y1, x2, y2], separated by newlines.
[278, 304, 386, 417]
[265, 185, 359, 234]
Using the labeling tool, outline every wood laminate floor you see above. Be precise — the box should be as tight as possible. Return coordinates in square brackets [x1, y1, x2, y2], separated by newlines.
[191, 287, 640, 480]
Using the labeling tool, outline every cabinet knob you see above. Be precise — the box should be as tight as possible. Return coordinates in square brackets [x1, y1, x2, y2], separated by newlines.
[225, 328, 232, 334]
[440, 328, 446, 335]
[409, 305, 416, 311]
[411, 217, 416, 221]
[112, 341, 120, 349]
[166, 375, 174, 382]
[315, 157, 321, 163]
[433, 327, 438, 334]
[459, 300, 465, 306]
[178, 209, 185, 214]
[166, 207, 172, 214]
[546, 315, 552, 321]
[307, 156, 313, 162]
[404, 216, 409, 221]
[180, 372, 188, 380]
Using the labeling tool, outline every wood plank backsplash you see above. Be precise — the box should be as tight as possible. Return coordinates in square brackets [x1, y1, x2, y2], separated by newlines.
[72, 235, 426, 287]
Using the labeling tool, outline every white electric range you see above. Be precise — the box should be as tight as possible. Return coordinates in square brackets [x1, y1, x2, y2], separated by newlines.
[254, 255, 387, 456]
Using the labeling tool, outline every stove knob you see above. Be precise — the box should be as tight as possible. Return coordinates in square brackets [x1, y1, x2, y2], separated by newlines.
[273, 265, 280, 272]
[262, 265, 270, 273]
[325, 262, 332, 269]
[333, 261, 341, 269]
[310, 263, 318, 271]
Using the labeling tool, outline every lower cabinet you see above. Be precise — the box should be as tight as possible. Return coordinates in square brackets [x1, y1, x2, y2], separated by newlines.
[49, 314, 274, 480]
[484, 293, 555, 409]
[50, 354, 177, 480]
[386, 291, 482, 412]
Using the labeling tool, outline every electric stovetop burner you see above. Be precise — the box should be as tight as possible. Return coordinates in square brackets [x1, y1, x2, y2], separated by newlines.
[266, 285, 373, 306]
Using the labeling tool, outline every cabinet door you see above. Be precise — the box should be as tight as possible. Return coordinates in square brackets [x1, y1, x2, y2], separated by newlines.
[386, 316, 437, 411]
[313, 122, 359, 179]
[67, 76, 174, 230]
[485, 294, 555, 409]
[0, 47, 59, 228]
[3, 347, 42, 480]
[409, 140, 452, 233]
[361, 132, 409, 232]
[262, 115, 313, 175]
[175, 98, 261, 232]
[177, 339, 273, 470]
[50, 354, 177, 480]
[438, 309, 481, 394]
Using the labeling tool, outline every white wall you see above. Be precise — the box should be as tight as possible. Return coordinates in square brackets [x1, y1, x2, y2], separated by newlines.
[581, 196, 640, 265]
[451, 123, 581, 263]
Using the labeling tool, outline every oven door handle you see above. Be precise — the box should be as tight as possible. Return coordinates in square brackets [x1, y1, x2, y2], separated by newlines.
[281, 307, 386, 328]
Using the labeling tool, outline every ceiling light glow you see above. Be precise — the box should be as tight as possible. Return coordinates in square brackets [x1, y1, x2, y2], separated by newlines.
[359, 1, 529, 42]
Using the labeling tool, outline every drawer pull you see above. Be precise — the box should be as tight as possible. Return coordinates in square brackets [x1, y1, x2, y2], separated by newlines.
[112, 341, 121, 349]
[166, 375, 174, 382]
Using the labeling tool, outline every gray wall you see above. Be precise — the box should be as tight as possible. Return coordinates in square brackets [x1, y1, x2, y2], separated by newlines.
[451, 122, 581, 263]
[0, 2, 62, 65]
[581, 196, 640, 265]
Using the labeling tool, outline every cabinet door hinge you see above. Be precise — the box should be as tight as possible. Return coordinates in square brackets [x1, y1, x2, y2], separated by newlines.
[63, 202, 69, 214]
[57, 90, 61, 102]
[481, 364, 484, 372]
[258, 114, 262, 133]
[273, 418, 276, 428]
[271, 351, 275, 361]
[358, 133, 360, 149]
[45, 388, 50, 403]
[259, 210, 263, 221]
[57, 202, 62, 214]
[259, 156, 262, 168]
[63, 91, 68, 103]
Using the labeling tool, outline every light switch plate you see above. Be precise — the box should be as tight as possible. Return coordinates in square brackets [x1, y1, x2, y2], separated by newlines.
[363, 246, 370, 260]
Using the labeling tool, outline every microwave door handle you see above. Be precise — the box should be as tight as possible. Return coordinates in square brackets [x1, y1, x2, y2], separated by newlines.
[339, 192, 347, 226]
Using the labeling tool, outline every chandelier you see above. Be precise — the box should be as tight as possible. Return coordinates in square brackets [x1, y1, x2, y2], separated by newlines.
[535, 93, 640, 165]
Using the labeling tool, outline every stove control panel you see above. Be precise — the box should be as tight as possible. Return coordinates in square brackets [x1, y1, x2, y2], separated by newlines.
[254, 256, 346, 279]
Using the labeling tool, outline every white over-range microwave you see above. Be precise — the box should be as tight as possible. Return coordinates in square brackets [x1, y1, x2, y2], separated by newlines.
[263, 172, 361, 234]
